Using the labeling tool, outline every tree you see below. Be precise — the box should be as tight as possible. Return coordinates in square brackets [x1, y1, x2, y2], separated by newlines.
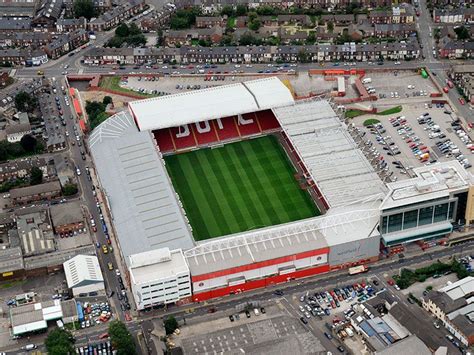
[103, 96, 113, 106]
[220, 35, 233, 46]
[0, 143, 7, 162]
[239, 32, 259, 45]
[248, 18, 261, 31]
[170, 16, 189, 29]
[105, 36, 124, 48]
[297, 49, 309, 63]
[236, 4, 247, 16]
[45, 328, 75, 355]
[20, 134, 37, 152]
[63, 183, 78, 196]
[73, 0, 96, 19]
[256, 5, 276, 16]
[164, 316, 179, 335]
[327, 21, 334, 32]
[115, 23, 130, 38]
[30, 166, 43, 185]
[128, 23, 142, 36]
[126, 34, 147, 47]
[454, 26, 470, 41]
[109, 320, 136, 355]
[14, 91, 37, 112]
[306, 32, 316, 45]
[220, 5, 234, 17]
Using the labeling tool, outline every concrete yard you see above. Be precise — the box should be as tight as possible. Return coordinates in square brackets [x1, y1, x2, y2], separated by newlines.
[174, 304, 326, 355]
[120, 73, 360, 99]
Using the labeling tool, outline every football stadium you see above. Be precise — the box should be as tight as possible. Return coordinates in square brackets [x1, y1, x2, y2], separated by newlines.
[89, 77, 474, 310]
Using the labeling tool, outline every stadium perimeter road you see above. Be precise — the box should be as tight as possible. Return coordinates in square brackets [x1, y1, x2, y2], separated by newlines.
[137, 241, 474, 327]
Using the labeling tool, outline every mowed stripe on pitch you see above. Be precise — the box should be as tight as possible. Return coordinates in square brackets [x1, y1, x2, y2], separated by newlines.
[262, 137, 318, 219]
[185, 152, 233, 238]
[164, 155, 212, 239]
[164, 135, 320, 240]
[240, 139, 290, 224]
[216, 149, 263, 231]
[195, 150, 246, 235]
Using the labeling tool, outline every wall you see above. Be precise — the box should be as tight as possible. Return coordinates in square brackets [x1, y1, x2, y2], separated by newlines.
[72, 282, 105, 296]
[192, 254, 328, 293]
[192, 263, 330, 302]
[328, 234, 380, 266]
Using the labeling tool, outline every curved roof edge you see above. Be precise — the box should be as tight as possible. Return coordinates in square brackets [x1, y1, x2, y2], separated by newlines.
[89, 110, 137, 149]
[129, 77, 295, 131]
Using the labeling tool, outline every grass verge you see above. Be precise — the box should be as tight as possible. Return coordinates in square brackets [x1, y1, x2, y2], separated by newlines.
[99, 76, 154, 98]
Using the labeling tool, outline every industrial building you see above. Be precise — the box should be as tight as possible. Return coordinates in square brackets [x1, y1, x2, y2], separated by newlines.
[63, 255, 105, 297]
[89, 78, 474, 310]
[10, 299, 77, 336]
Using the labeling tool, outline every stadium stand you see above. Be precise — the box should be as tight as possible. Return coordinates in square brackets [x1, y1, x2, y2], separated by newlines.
[215, 117, 240, 141]
[154, 110, 282, 154]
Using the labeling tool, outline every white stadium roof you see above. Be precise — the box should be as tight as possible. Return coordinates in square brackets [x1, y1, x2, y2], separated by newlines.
[128, 77, 294, 131]
[273, 99, 387, 207]
[89, 111, 195, 264]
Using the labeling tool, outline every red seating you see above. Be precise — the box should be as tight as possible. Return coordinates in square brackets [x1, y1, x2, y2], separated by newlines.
[153, 110, 282, 153]
[237, 113, 261, 136]
[256, 110, 280, 131]
[154, 128, 175, 153]
[193, 121, 219, 145]
[170, 125, 197, 150]
[214, 116, 240, 141]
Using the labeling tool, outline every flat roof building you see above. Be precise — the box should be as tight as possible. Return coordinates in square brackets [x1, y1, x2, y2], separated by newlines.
[10, 299, 77, 336]
[380, 161, 473, 247]
[129, 248, 191, 310]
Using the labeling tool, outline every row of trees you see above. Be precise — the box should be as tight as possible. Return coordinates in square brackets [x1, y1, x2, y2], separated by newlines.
[45, 320, 136, 355]
[394, 259, 471, 289]
[106, 23, 146, 48]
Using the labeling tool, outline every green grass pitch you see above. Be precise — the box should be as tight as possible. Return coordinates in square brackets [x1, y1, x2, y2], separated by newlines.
[164, 135, 320, 241]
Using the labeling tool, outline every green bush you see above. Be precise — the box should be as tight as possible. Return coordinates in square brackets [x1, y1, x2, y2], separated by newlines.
[345, 109, 366, 118]
[363, 118, 380, 126]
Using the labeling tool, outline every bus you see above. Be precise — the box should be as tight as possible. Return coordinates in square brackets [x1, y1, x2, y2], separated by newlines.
[348, 265, 368, 275]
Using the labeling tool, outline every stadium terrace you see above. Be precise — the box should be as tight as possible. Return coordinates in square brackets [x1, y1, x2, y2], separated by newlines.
[90, 77, 474, 310]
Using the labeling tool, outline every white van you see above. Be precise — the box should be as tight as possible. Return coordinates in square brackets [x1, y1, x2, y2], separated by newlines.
[362, 78, 372, 84]
[254, 308, 260, 316]
[24, 344, 37, 351]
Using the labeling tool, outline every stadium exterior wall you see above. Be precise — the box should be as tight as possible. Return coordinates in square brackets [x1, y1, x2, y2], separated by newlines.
[192, 264, 331, 302]
[191, 250, 329, 294]
[327, 234, 381, 267]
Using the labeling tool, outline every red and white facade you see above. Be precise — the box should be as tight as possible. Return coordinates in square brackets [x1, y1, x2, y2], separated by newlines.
[189, 248, 329, 302]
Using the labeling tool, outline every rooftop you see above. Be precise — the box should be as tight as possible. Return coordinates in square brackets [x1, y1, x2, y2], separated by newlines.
[272, 99, 387, 207]
[10, 299, 76, 336]
[89, 111, 195, 265]
[375, 335, 431, 355]
[50, 201, 83, 227]
[128, 77, 295, 131]
[17, 209, 54, 257]
[440, 276, 474, 300]
[10, 181, 61, 199]
[381, 160, 472, 211]
[425, 291, 467, 313]
[0, 246, 23, 273]
[129, 248, 189, 284]
[63, 254, 104, 288]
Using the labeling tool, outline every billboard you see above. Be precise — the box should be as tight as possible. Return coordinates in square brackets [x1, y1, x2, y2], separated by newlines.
[328, 234, 380, 266]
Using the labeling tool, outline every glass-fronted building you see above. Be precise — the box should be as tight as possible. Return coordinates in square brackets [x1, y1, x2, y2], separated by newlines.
[379, 161, 471, 247]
